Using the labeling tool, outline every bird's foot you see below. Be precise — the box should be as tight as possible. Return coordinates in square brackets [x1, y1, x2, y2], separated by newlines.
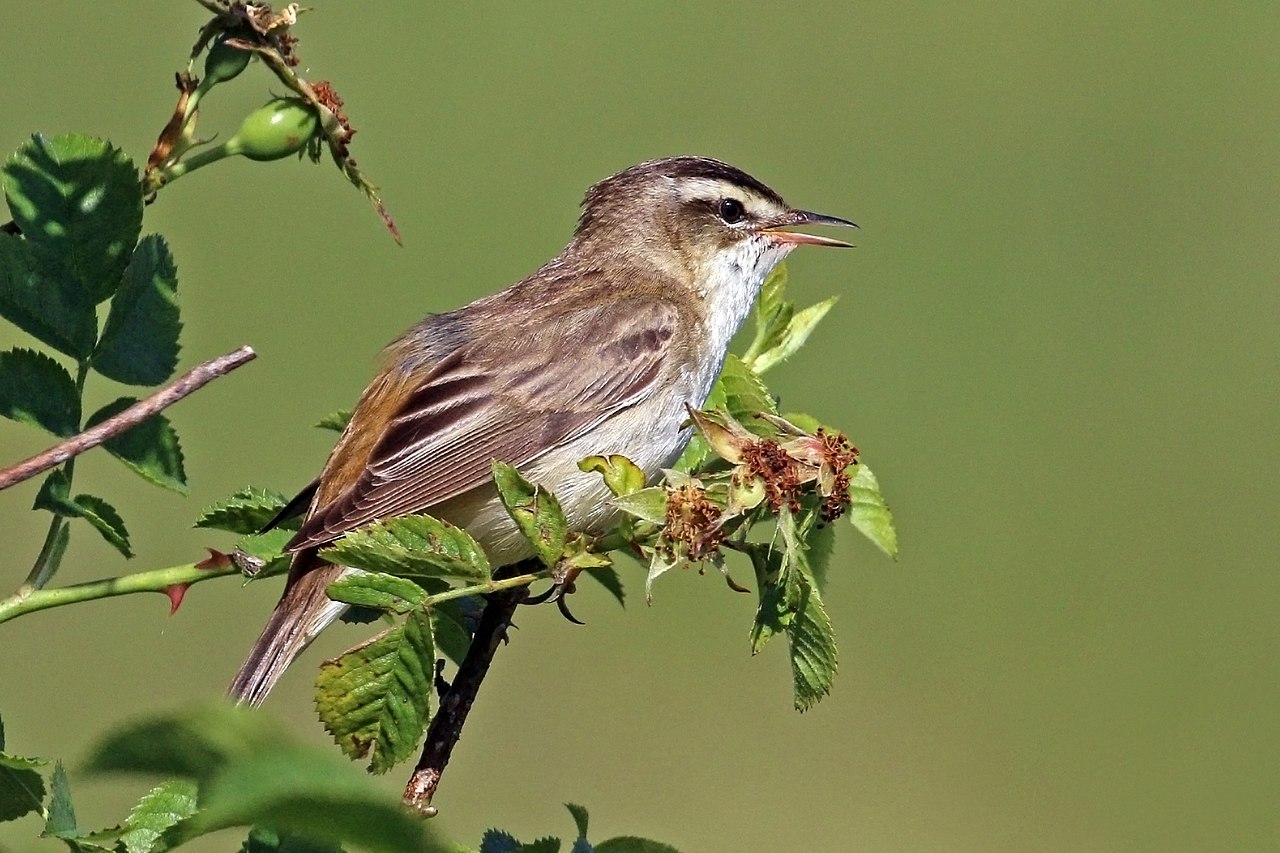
[521, 565, 585, 624]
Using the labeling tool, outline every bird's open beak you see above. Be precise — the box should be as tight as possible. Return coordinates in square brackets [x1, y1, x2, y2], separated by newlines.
[761, 209, 857, 248]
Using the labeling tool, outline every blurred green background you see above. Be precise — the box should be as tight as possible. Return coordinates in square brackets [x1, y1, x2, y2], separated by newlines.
[2, 2, 1277, 851]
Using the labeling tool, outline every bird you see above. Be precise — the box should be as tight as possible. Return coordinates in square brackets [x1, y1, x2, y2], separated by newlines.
[229, 155, 854, 706]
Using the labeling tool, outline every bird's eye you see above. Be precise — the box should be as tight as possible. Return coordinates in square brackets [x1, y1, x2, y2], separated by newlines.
[717, 198, 746, 225]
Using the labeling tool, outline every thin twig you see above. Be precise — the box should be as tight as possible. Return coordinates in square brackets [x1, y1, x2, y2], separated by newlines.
[403, 559, 539, 815]
[0, 346, 256, 492]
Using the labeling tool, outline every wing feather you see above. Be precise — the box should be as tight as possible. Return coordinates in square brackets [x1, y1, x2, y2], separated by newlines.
[287, 292, 679, 551]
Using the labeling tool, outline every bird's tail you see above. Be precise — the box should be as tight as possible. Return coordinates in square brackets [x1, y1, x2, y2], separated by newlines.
[227, 562, 349, 707]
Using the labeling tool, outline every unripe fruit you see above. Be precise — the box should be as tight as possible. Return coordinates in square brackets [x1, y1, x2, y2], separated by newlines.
[203, 34, 252, 87]
[227, 98, 318, 161]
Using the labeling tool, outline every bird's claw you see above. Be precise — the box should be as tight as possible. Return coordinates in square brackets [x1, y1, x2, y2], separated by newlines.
[520, 566, 585, 624]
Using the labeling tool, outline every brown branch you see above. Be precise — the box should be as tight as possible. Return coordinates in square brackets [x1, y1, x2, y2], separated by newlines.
[0, 345, 256, 492]
[403, 560, 538, 815]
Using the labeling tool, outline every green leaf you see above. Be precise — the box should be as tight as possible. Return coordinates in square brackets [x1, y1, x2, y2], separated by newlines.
[787, 577, 838, 712]
[85, 704, 285, 783]
[430, 593, 478, 666]
[566, 803, 589, 839]
[0, 749, 48, 823]
[239, 825, 345, 853]
[34, 472, 132, 557]
[750, 296, 837, 374]
[313, 409, 352, 432]
[609, 487, 667, 525]
[0, 231, 95, 357]
[117, 779, 198, 853]
[86, 398, 188, 494]
[315, 609, 435, 774]
[0, 347, 80, 436]
[233, 528, 294, 578]
[582, 565, 626, 609]
[521, 840, 562, 853]
[92, 234, 181, 386]
[595, 838, 684, 853]
[717, 354, 778, 424]
[578, 454, 646, 497]
[747, 545, 788, 655]
[325, 571, 428, 615]
[320, 514, 490, 582]
[3, 133, 143, 303]
[492, 461, 567, 568]
[848, 464, 898, 558]
[743, 262, 792, 367]
[187, 744, 440, 852]
[42, 761, 77, 837]
[195, 486, 289, 535]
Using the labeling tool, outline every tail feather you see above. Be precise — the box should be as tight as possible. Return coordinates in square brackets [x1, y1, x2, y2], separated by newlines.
[228, 563, 349, 707]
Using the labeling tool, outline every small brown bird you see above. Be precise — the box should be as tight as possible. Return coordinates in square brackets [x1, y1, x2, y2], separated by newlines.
[229, 156, 854, 705]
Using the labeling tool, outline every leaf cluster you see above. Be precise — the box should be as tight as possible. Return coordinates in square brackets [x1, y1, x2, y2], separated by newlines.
[1, 134, 187, 565]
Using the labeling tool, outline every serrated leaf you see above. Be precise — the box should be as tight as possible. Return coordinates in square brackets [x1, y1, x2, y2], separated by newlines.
[320, 514, 490, 582]
[34, 472, 132, 557]
[42, 761, 77, 837]
[848, 464, 898, 558]
[86, 398, 187, 493]
[117, 778, 198, 853]
[518, 840, 561, 853]
[315, 609, 435, 774]
[0, 750, 47, 822]
[0, 347, 79, 436]
[92, 235, 181, 385]
[0, 232, 96, 357]
[481, 829, 523, 853]
[609, 487, 667, 525]
[565, 803, 589, 840]
[4, 133, 143, 303]
[313, 409, 352, 432]
[595, 838, 684, 853]
[787, 578, 838, 712]
[195, 487, 289, 535]
[430, 597, 475, 666]
[750, 296, 837, 374]
[582, 565, 625, 609]
[325, 571, 428, 615]
[492, 461, 567, 568]
[234, 528, 294, 578]
[578, 454, 646, 497]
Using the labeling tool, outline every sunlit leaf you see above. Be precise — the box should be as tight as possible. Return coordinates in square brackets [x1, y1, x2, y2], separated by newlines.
[610, 487, 667, 525]
[313, 409, 352, 432]
[320, 514, 490, 581]
[116, 779, 198, 853]
[195, 487, 289, 535]
[848, 464, 898, 558]
[315, 610, 434, 774]
[787, 578, 838, 712]
[325, 571, 428, 615]
[3, 133, 142, 303]
[750, 296, 837, 374]
[492, 461, 567, 568]
[578, 454, 646, 497]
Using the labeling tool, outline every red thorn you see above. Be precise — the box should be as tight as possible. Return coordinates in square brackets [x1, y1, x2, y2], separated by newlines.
[164, 583, 190, 615]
